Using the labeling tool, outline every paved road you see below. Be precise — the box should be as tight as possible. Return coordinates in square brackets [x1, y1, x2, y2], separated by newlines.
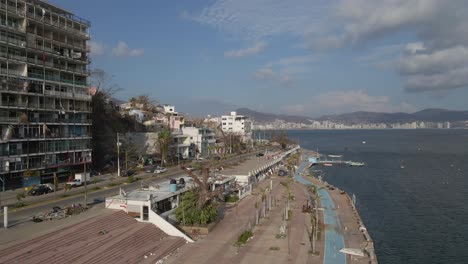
[0, 152, 258, 228]
[0, 170, 186, 228]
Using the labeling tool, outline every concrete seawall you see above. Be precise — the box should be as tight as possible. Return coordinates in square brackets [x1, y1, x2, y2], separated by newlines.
[294, 149, 378, 264]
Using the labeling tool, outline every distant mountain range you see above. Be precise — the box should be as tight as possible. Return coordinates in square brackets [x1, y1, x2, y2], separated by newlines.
[236, 108, 312, 124]
[237, 108, 468, 124]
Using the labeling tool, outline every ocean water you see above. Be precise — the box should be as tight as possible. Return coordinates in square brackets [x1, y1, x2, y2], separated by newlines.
[285, 129, 468, 264]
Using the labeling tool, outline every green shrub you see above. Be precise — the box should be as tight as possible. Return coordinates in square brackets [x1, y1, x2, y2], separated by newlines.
[236, 230, 253, 246]
[225, 194, 239, 203]
[127, 176, 135, 183]
[175, 190, 218, 226]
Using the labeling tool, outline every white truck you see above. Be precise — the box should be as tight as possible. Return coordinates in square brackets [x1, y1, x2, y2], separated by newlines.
[66, 173, 91, 187]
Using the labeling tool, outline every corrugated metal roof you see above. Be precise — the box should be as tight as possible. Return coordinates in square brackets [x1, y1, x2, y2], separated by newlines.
[0, 211, 185, 264]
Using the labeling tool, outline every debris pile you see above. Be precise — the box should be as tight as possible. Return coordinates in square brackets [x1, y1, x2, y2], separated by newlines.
[32, 204, 88, 222]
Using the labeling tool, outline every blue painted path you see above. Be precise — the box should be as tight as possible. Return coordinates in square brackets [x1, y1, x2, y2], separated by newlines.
[294, 158, 346, 264]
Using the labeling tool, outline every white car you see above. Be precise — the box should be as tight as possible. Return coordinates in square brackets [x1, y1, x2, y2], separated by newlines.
[153, 167, 167, 174]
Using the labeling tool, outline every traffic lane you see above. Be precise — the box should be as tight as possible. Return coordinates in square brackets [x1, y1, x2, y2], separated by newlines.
[0, 171, 186, 228]
[0, 152, 253, 205]
[0, 152, 256, 223]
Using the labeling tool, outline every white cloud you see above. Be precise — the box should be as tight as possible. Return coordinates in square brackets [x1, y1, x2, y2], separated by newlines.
[224, 41, 266, 58]
[112, 41, 144, 57]
[266, 55, 317, 68]
[254, 68, 276, 79]
[194, 0, 329, 39]
[195, 0, 468, 93]
[282, 90, 417, 115]
[404, 42, 426, 54]
[88, 41, 105, 56]
[406, 67, 468, 92]
[399, 46, 468, 75]
[320, 0, 468, 92]
[253, 67, 294, 86]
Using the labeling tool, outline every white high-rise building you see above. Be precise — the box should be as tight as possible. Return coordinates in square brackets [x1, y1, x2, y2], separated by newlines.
[221, 111, 252, 142]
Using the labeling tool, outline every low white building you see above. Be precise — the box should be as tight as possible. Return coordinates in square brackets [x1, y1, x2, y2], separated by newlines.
[221, 111, 252, 142]
[105, 177, 195, 242]
[163, 105, 177, 114]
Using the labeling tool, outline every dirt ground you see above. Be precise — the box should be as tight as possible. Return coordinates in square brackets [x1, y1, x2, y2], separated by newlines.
[164, 177, 323, 264]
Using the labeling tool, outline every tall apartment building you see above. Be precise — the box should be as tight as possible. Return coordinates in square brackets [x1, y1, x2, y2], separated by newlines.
[221, 111, 252, 142]
[0, 0, 91, 189]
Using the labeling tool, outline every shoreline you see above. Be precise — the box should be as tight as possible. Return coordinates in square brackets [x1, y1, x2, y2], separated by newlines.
[296, 148, 378, 264]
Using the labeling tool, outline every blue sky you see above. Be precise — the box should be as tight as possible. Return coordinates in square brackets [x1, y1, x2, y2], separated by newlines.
[55, 0, 468, 117]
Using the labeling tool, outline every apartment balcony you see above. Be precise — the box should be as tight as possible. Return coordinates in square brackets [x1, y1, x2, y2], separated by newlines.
[0, 17, 25, 33]
[27, 34, 88, 55]
[0, 153, 92, 174]
[0, 34, 27, 48]
[0, 2, 26, 17]
[25, 58, 89, 76]
[25, 11, 90, 39]
[0, 68, 26, 77]
[0, 145, 91, 158]
[27, 72, 88, 86]
[3, 132, 91, 142]
[44, 90, 91, 100]
[0, 101, 92, 113]
[0, 51, 27, 62]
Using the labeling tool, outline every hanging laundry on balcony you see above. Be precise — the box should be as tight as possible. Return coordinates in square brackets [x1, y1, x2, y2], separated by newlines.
[2, 125, 14, 141]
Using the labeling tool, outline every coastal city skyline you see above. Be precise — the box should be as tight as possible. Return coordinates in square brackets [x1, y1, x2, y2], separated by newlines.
[54, 0, 468, 116]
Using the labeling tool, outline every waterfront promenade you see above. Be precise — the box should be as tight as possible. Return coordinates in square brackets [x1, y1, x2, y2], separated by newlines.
[294, 152, 376, 264]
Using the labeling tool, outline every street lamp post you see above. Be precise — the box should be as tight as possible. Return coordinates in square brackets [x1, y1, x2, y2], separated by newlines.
[117, 133, 122, 177]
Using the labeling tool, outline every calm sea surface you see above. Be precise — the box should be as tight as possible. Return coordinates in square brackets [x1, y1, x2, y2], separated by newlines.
[285, 129, 468, 264]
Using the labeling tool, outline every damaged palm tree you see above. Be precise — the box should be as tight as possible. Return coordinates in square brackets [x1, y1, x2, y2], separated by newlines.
[181, 159, 224, 209]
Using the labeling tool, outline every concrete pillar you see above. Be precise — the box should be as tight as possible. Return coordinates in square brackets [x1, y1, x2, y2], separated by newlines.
[3, 206, 7, 229]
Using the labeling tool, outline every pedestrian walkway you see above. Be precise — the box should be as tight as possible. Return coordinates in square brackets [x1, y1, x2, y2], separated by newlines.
[293, 156, 346, 264]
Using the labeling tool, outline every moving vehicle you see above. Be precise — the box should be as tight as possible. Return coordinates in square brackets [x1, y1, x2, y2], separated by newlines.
[185, 166, 196, 171]
[28, 184, 53, 196]
[153, 167, 167, 174]
[66, 173, 91, 187]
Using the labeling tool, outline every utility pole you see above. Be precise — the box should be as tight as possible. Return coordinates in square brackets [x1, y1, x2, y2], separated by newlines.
[125, 149, 128, 172]
[117, 133, 121, 177]
[83, 155, 88, 206]
[53, 172, 57, 200]
[0, 176, 5, 208]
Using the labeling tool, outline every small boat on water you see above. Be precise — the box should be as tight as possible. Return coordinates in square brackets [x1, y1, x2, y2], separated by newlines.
[362, 141, 366, 144]
[328, 154, 342, 158]
[323, 163, 333, 167]
[348, 162, 365, 167]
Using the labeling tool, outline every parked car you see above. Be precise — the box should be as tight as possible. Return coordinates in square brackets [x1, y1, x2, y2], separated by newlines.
[124, 170, 136, 177]
[256, 153, 265, 157]
[28, 185, 53, 196]
[146, 166, 156, 173]
[153, 167, 167, 174]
